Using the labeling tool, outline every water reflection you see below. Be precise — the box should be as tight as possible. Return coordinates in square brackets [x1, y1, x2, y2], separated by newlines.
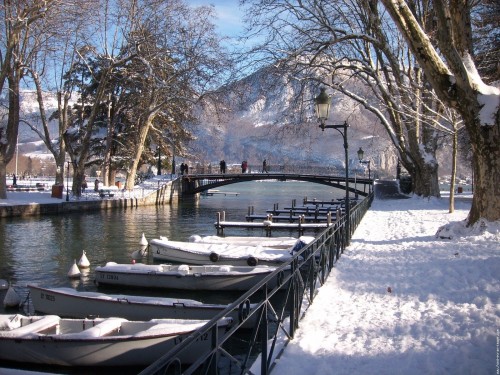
[1, 181, 342, 306]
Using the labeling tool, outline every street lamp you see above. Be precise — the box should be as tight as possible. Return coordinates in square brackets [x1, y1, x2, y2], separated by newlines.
[171, 142, 176, 178]
[66, 160, 71, 202]
[357, 147, 372, 193]
[315, 87, 350, 244]
[157, 145, 162, 176]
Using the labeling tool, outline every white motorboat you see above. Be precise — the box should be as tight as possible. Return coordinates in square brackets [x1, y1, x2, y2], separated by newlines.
[95, 262, 288, 291]
[189, 235, 303, 248]
[28, 285, 258, 328]
[0, 313, 232, 367]
[148, 236, 313, 266]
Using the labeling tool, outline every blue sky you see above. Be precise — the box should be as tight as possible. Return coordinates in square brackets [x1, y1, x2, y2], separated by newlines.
[189, 0, 247, 38]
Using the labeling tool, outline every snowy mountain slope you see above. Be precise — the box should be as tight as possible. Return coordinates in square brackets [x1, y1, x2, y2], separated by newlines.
[10, 69, 396, 176]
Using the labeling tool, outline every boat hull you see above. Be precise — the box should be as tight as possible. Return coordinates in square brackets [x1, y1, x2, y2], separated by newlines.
[95, 263, 286, 291]
[0, 315, 231, 367]
[29, 285, 258, 328]
[148, 237, 311, 266]
[0, 333, 204, 366]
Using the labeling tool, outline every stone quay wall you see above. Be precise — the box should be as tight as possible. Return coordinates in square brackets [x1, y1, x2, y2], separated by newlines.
[0, 180, 179, 218]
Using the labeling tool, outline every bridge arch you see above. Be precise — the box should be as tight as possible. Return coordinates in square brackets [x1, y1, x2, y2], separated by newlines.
[179, 173, 371, 197]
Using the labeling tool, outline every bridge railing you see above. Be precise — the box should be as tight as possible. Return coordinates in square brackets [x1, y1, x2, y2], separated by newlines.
[179, 173, 373, 198]
[139, 192, 374, 375]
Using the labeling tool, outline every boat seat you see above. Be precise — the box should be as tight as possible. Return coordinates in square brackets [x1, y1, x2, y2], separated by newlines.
[132, 321, 205, 338]
[177, 265, 190, 275]
[62, 318, 127, 339]
[0, 315, 60, 336]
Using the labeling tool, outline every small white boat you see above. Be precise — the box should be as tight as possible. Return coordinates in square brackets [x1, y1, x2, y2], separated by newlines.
[0, 313, 232, 367]
[28, 285, 257, 328]
[95, 262, 287, 291]
[148, 236, 313, 266]
[189, 235, 303, 248]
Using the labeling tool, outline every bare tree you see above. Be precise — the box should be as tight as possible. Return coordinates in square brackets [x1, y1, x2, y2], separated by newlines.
[60, 0, 230, 192]
[22, 0, 96, 186]
[241, 0, 460, 197]
[0, 0, 62, 199]
[379, 0, 499, 224]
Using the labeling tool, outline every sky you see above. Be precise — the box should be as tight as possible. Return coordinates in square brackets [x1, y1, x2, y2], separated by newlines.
[189, 0, 248, 39]
[1, 183, 498, 374]
[250, 191, 499, 375]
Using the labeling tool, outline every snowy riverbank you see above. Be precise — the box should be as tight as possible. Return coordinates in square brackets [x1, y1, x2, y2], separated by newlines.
[267, 195, 499, 375]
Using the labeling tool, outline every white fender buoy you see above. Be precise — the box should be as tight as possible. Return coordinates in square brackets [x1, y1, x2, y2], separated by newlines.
[0, 279, 8, 290]
[67, 259, 81, 278]
[69, 278, 80, 289]
[140, 233, 148, 248]
[3, 286, 21, 308]
[78, 250, 90, 268]
[132, 233, 149, 260]
[189, 235, 201, 242]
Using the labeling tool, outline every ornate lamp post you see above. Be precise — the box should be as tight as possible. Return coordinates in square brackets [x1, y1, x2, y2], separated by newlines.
[157, 144, 162, 176]
[315, 87, 350, 244]
[357, 147, 372, 193]
[171, 142, 176, 178]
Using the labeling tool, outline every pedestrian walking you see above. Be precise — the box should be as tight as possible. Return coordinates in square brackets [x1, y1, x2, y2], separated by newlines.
[12, 174, 17, 186]
[220, 160, 226, 174]
[262, 159, 268, 173]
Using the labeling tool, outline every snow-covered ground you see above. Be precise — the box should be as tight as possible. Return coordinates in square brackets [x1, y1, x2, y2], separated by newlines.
[1, 180, 498, 374]
[268, 193, 499, 375]
[0, 175, 172, 206]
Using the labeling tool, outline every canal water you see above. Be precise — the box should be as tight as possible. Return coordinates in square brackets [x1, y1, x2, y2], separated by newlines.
[0, 180, 343, 373]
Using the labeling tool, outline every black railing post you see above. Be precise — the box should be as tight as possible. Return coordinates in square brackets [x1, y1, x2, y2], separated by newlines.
[260, 290, 269, 375]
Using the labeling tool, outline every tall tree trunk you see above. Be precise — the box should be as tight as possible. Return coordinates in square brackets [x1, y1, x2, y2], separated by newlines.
[55, 91, 71, 185]
[449, 128, 458, 213]
[0, 75, 21, 199]
[125, 116, 153, 190]
[467, 121, 500, 224]
[411, 160, 440, 197]
[0, 158, 7, 199]
[102, 94, 113, 186]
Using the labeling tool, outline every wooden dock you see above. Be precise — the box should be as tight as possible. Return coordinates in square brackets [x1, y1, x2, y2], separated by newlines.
[202, 189, 239, 196]
[215, 210, 335, 235]
[246, 214, 335, 222]
[302, 197, 345, 206]
[246, 204, 341, 222]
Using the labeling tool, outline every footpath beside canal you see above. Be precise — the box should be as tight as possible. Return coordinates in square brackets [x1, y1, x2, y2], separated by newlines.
[0, 177, 177, 218]
[254, 184, 498, 375]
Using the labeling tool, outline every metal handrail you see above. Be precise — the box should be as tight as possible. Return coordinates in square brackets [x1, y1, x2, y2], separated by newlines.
[140, 192, 374, 375]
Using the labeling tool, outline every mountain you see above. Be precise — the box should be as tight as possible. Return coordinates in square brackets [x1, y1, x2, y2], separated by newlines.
[11, 68, 398, 178]
[189, 67, 395, 176]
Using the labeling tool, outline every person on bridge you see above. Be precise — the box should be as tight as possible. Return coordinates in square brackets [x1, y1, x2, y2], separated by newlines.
[220, 160, 226, 174]
[262, 159, 268, 173]
[241, 160, 248, 173]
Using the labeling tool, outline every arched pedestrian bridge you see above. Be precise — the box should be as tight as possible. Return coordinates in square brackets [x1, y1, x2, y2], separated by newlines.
[178, 173, 372, 197]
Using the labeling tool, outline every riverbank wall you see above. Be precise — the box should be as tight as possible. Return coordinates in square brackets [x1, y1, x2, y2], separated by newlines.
[0, 180, 180, 218]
